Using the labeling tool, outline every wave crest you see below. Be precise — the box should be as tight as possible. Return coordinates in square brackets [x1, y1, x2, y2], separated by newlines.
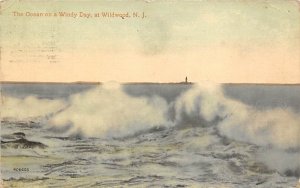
[50, 83, 169, 138]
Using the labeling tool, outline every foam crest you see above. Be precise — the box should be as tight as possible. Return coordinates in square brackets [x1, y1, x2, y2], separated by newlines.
[174, 83, 300, 150]
[50, 83, 169, 137]
[1, 96, 65, 121]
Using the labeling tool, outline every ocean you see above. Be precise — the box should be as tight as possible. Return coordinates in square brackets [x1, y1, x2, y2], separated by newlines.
[1, 83, 299, 187]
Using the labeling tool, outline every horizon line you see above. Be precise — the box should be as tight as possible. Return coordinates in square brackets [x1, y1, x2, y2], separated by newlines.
[0, 81, 300, 85]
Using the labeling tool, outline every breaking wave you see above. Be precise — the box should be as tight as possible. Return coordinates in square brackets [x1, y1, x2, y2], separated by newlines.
[2, 82, 300, 176]
[172, 83, 300, 176]
[174, 83, 300, 150]
[49, 82, 169, 138]
[0, 96, 65, 121]
[2, 82, 299, 150]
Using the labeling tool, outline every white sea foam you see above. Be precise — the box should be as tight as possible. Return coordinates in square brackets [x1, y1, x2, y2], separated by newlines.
[174, 83, 300, 150]
[3, 82, 299, 151]
[0, 96, 65, 121]
[173, 83, 300, 175]
[50, 83, 169, 137]
[1, 82, 300, 178]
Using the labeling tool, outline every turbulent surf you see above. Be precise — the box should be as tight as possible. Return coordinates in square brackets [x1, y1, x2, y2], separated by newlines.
[1, 83, 299, 187]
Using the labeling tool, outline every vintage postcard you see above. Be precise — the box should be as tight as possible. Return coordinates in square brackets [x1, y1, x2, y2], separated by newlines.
[1, 0, 300, 187]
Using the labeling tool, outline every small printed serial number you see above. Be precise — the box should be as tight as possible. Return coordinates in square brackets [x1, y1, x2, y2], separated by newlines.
[13, 168, 29, 172]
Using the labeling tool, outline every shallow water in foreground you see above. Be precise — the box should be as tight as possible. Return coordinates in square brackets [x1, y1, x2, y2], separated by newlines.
[1, 120, 298, 188]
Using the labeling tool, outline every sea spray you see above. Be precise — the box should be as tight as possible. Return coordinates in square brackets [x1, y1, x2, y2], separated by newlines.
[173, 83, 300, 176]
[0, 96, 66, 121]
[173, 83, 300, 150]
[1, 82, 300, 178]
[50, 83, 169, 138]
[3, 82, 299, 150]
